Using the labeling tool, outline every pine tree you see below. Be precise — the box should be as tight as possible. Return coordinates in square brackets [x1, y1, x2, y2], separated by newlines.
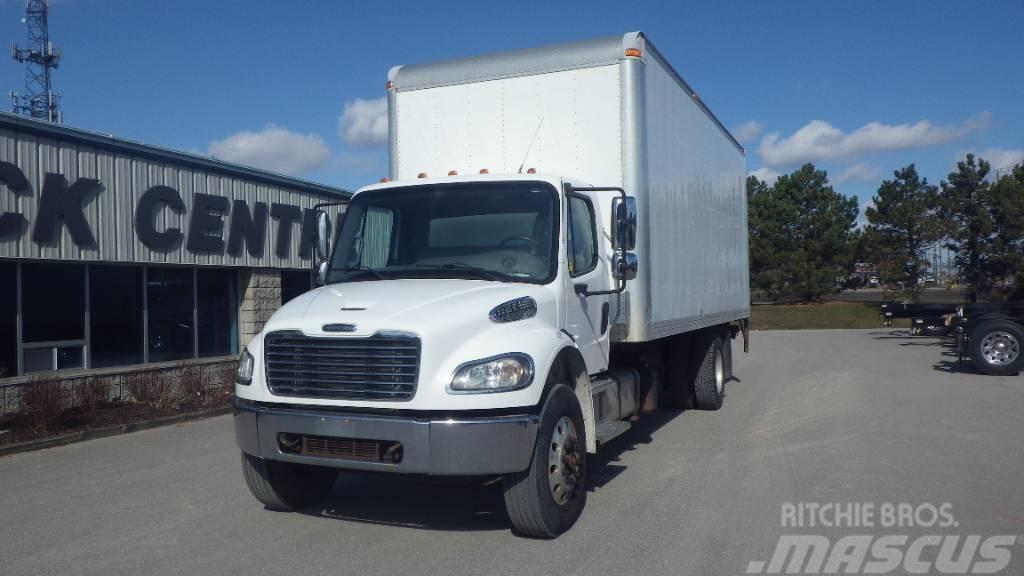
[988, 163, 1024, 299]
[864, 164, 944, 301]
[748, 164, 860, 301]
[939, 154, 996, 303]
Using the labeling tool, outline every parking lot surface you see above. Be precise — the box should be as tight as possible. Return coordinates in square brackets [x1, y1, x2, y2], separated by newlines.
[1, 329, 1022, 576]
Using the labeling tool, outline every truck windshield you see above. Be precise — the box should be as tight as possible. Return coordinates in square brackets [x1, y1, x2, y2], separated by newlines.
[326, 181, 559, 285]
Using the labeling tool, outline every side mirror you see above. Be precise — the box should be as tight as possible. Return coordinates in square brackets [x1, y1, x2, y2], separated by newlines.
[611, 196, 637, 252]
[315, 260, 329, 286]
[613, 252, 638, 281]
[315, 210, 331, 261]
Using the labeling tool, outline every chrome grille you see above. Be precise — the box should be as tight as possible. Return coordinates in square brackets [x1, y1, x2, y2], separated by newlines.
[264, 331, 419, 401]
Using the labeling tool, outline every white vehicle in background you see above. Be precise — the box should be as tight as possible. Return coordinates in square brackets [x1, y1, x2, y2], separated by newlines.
[234, 32, 750, 538]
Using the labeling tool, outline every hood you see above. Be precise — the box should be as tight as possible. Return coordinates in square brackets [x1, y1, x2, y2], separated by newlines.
[262, 279, 556, 338]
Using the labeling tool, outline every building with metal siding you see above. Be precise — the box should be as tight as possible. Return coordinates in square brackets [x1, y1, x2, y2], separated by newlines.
[0, 112, 349, 385]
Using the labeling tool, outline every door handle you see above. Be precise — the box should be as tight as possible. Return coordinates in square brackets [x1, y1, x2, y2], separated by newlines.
[600, 302, 610, 334]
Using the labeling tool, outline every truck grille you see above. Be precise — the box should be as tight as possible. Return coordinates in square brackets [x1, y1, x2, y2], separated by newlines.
[264, 330, 420, 401]
[278, 433, 402, 463]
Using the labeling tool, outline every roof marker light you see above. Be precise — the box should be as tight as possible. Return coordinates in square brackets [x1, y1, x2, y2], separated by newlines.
[526, 168, 536, 174]
[379, 177, 389, 183]
[385, 80, 394, 90]
[418, 172, 428, 178]
[448, 170, 458, 176]
[625, 48, 642, 58]
[479, 168, 489, 174]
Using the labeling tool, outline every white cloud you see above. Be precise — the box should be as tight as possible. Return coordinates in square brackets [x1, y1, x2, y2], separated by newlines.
[973, 148, 1024, 173]
[208, 125, 330, 175]
[732, 121, 764, 144]
[748, 167, 780, 185]
[758, 113, 990, 167]
[857, 198, 876, 228]
[833, 163, 881, 185]
[338, 97, 388, 146]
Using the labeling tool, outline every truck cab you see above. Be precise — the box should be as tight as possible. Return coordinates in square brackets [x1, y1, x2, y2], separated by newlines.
[236, 174, 641, 537]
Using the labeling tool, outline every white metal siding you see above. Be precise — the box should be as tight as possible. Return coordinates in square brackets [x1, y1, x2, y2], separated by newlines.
[394, 65, 623, 186]
[0, 128, 339, 269]
[642, 56, 749, 337]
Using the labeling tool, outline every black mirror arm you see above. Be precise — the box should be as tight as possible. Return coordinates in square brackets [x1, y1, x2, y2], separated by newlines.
[575, 279, 626, 297]
[564, 184, 630, 298]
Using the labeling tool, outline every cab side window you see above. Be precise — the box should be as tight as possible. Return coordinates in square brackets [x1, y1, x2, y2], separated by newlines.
[567, 196, 598, 277]
[347, 206, 396, 268]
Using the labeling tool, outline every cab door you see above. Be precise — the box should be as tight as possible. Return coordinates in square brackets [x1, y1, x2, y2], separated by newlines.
[563, 190, 611, 374]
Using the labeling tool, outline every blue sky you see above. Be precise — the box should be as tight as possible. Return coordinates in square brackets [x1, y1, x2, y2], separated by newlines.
[2, 0, 1022, 220]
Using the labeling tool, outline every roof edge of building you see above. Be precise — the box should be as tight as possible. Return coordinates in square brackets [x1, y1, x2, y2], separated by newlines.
[0, 112, 352, 199]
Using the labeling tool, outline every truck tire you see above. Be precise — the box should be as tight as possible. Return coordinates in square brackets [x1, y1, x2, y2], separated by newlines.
[502, 384, 587, 538]
[240, 452, 337, 511]
[692, 336, 725, 410]
[968, 319, 1024, 376]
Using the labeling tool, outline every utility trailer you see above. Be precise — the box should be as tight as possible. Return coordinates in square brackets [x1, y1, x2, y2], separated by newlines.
[880, 302, 1023, 375]
[956, 303, 1024, 375]
[880, 303, 959, 327]
[234, 32, 749, 537]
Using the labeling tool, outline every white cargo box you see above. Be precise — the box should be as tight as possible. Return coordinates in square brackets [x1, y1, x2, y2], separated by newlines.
[387, 32, 749, 343]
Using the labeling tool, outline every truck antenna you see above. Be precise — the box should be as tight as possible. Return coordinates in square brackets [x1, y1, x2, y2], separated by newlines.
[517, 117, 544, 174]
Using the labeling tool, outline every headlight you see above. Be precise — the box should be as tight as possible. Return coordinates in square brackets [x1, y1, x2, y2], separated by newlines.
[449, 354, 533, 393]
[237, 348, 254, 385]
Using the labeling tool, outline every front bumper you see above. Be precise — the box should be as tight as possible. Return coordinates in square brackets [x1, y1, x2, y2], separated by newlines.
[234, 399, 540, 475]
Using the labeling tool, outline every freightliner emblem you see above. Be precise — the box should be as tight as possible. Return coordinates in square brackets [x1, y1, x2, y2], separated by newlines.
[322, 323, 357, 333]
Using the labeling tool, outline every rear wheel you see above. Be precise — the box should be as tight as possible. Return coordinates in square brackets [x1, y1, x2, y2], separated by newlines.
[240, 453, 337, 511]
[502, 384, 587, 538]
[969, 319, 1024, 376]
[663, 332, 726, 410]
[692, 336, 725, 410]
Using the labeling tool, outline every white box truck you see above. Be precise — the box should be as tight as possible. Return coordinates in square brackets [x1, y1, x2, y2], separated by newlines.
[235, 31, 749, 538]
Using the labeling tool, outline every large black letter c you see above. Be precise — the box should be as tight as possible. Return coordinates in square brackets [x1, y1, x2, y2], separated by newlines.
[136, 185, 185, 250]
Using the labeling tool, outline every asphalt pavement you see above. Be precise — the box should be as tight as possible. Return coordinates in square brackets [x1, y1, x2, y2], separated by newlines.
[1, 329, 1022, 576]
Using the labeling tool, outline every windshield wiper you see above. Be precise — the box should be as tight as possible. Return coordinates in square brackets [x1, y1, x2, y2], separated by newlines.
[414, 263, 502, 281]
[335, 266, 388, 281]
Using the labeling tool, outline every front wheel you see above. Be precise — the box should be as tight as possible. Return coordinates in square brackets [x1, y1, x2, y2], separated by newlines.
[240, 453, 337, 511]
[969, 319, 1024, 376]
[502, 384, 587, 538]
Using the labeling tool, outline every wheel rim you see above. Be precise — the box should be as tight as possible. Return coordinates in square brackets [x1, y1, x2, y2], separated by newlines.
[714, 347, 725, 394]
[547, 416, 583, 506]
[980, 331, 1020, 366]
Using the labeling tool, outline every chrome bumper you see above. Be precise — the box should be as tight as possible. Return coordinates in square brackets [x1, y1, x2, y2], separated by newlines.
[234, 399, 540, 475]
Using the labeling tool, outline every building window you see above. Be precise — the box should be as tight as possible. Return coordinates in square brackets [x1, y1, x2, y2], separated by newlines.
[21, 262, 85, 373]
[281, 270, 312, 305]
[197, 269, 237, 357]
[0, 262, 15, 378]
[22, 263, 85, 342]
[90, 265, 144, 368]
[147, 266, 194, 362]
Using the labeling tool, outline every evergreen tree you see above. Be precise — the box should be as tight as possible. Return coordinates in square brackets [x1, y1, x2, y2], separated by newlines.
[988, 163, 1024, 299]
[748, 164, 860, 301]
[939, 154, 996, 302]
[863, 164, 944, 301]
